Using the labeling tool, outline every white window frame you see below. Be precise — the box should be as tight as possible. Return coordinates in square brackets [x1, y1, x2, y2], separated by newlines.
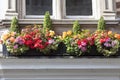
[6, 0, 117, 21]
[23, 0, 55, 19]
[22, 0, 99, 20]
[63, 0, 97, 19]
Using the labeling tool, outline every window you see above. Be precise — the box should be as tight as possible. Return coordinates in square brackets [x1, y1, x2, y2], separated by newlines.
[66, 0, 92, 16]
[26, 0, 52, 15]
[24, 0, 97, 19]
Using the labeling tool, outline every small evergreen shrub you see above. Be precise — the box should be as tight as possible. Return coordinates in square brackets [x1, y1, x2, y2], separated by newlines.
[10, 17, 19, 33]
[72, 20, 81, 35]
[97, 16, 106, 30]
[43, 11, 52, 33]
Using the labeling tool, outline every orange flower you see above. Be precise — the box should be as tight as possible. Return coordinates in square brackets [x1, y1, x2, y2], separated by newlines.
[9, 37, 15, 43]
[114, 34, 120, 39]
[108, 31, 112, 35]
[73, 35, 77, 39]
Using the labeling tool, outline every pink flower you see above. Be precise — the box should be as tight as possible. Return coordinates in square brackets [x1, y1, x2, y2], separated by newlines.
[14, 44, 18, 49]
[81, 47, 87, 52]
[15, 36, 24, 45]
[81, 42, 87, 46]
[78, 45, 82, 49]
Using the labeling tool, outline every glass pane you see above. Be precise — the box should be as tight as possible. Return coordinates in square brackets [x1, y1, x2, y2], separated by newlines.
[26, 0, 52, 15]
[66, 0, 92, 16]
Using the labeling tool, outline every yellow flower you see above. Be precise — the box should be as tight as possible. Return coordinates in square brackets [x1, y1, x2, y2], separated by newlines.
[62, 32, 67, 39]
[67, 30, 72, 36]
[58, 36, 63, 40]
[10, 32, 16, 36]
[49, 30, 55, 37]
[2, 33, 10, 41]
[77, 34, 81, 38]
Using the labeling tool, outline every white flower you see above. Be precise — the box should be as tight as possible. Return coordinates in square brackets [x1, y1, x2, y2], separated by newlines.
[48, 39, 54, 44]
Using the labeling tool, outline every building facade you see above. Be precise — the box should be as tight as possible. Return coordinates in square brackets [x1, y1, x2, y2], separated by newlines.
[0, 0, 120, 34]
[0, 0, 120, 80]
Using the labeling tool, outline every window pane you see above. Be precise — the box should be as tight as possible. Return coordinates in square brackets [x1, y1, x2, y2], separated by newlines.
[66, 0, 92, 16]
[26, 0, 52, 15]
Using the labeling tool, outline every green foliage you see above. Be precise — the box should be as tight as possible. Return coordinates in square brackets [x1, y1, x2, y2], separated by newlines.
[43, 11, 52, 33]
[72, 20, 81, 35]
[97, 16, 106, 30]
[10, 17, 19, 33]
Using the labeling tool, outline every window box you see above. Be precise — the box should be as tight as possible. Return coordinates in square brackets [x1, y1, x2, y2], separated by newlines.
[2, 44, 120, 58]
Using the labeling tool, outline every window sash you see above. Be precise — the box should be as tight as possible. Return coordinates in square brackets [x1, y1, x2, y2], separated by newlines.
[26, 0, 53, 15]
[23, 0, 97, 19]
[64, 0, 96, 19]
[66, 0, 92, 16]
[24, 0, 55, 18]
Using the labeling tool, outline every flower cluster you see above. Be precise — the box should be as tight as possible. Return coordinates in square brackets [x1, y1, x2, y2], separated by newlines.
[1, 31, 29, 55]
[60, 30, 94, 56]
[1, 25, 120, 57]
[94, 30, 120, 56]
[21, 25, 58, 54]
[0, 25, 59, 55]
[77, 37, 94, 52]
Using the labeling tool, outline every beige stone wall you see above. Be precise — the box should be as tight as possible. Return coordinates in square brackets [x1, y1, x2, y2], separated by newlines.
[17, 24, 120, 35]
[53, 24, 120, 34]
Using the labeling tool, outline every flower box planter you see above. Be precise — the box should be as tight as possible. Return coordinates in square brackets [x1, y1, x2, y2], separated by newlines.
[3, 44, 41, 57]
[2, 44, 120, 58]
[2, 44, 65, 58]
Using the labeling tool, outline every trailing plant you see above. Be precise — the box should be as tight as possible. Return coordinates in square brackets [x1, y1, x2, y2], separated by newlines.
[10, 17, 20, 33]
[72, 20, 81, 35]
[97, 16, 106, 30]
[43, 11, 52, 33]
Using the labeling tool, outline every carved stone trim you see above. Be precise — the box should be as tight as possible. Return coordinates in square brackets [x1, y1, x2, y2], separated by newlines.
[103, 0, 116, 20]
[5, 0, 18, 19]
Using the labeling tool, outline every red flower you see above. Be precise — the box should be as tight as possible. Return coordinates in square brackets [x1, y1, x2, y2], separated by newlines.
[30, 32, 36, 36]
[24, 40, 34, 47]
[87, 37, 95, 45]
[77, 40, 81, 45]
[24, 34, 32, 39]
[100, 39, 106, 44]
[39, 44, 45, 49]
[45, 42, 49, 46]
[34, 43, 40, 48]
[30, 45, 34, 49]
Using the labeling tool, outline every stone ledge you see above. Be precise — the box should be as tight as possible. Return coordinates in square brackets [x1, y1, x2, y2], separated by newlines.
[0, 58, 120, 70]
[0, 59, 120, 80]
[0, 19, 119, 26]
